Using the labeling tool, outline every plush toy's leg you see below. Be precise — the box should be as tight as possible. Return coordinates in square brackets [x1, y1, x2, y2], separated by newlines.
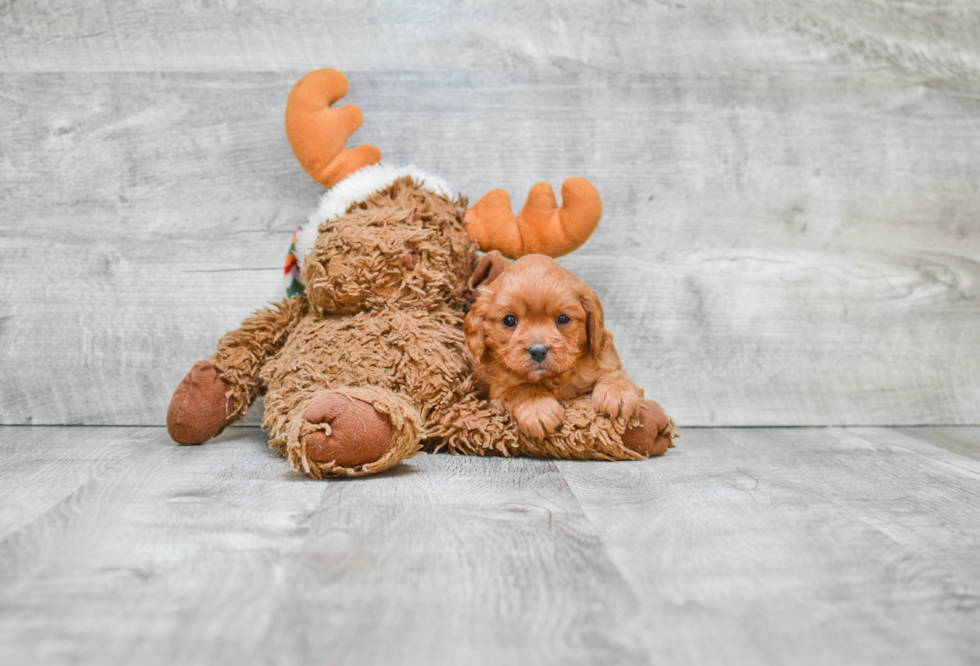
[264, 385, 424, 478]
[621, 400, 678, 457]
[166, 297, 306, 445]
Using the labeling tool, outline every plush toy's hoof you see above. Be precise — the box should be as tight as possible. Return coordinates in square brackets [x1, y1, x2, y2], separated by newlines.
[621, 400, 677, 457]
[304, 394, 394, 466]
[167, 360, 233, 445]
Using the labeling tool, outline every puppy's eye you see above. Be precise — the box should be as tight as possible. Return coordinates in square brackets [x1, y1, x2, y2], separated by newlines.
[556, 314, 570, 325]
[502, 315, 517, 328]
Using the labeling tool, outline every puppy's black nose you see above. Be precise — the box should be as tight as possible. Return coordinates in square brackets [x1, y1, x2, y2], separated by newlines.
[528, 344, 549, 363]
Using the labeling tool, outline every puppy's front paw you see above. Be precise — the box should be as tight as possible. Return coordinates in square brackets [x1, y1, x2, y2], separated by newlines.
[592, 383, 642, 420]
[511, 396, 564, 439]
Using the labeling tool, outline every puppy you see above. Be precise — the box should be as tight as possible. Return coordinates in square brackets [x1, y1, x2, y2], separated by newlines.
[464, 254, 643, 438]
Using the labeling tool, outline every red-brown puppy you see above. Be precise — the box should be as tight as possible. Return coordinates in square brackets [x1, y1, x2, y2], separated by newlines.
[464, 254, 642, 438]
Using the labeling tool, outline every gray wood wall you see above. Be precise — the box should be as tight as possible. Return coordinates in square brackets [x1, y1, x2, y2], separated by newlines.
[2, 0, 978, 427]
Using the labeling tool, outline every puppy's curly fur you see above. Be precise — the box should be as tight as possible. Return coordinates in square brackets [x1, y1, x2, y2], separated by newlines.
[464, 254, 643, 438]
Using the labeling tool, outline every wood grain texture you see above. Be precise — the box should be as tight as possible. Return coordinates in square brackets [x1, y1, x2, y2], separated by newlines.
[1, 1, 979, 426]
[259, 455, 648, 666]
[0, 427, 326, 665]
[893, 426, 980, 463]
[3, 0, 979, 78]
[0, 426, 647, 666]
[2, 425, 979, 665]
[0, 426, 147, 543]
[557, 426, 980, 665]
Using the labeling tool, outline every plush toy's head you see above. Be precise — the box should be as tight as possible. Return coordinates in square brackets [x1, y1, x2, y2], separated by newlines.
[301, 176, 476, 314]
[285, 69, 605, 265]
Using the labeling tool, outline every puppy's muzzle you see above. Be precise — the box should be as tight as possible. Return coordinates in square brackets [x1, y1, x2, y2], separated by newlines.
[528, 344, 549, 363]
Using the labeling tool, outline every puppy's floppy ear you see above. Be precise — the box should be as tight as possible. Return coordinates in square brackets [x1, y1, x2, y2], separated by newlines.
[464, 291, 492, 363]
[463, 251, 508, 302]
[581, 287, 606, 358]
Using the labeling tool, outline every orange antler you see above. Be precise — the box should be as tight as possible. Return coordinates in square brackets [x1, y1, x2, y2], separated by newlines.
[463, 177, 602, 259]
[285, 69, 382, 188]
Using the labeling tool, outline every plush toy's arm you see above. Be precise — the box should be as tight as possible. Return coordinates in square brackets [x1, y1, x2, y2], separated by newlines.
[210, 296, 308, 414]
[167, 297, 307, 444]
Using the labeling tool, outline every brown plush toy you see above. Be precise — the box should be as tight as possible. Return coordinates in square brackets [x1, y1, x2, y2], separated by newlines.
[166, 68, 677, 478]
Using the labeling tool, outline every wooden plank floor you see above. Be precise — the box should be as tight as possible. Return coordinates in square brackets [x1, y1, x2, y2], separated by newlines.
[2, 426, 978, 666]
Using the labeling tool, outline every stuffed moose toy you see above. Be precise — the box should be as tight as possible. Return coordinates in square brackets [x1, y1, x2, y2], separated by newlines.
[166, 68, 676, 478]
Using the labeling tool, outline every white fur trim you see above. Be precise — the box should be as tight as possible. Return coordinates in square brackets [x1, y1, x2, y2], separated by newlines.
[294, 163, 452, 269]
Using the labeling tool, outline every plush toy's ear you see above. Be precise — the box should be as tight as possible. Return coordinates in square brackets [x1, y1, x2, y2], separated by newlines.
[464, 177, 602, 259]
[580, 287, 606, 358]
[463, 251, 508, 301]
[285, 69, 383, 188]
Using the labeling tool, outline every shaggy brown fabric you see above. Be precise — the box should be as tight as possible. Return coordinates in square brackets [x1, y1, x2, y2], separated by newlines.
[209, 297, 307, 424]
[168, 176, 677, 477]
[302, 179, 474, 315]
